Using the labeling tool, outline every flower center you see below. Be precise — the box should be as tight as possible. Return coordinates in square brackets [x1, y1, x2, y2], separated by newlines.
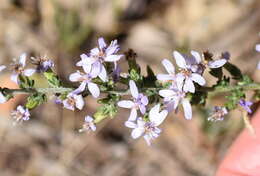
[180, 69, 191, 77]
[13, 64, 24, 74]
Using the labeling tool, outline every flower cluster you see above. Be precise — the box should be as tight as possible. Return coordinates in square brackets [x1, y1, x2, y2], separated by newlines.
[0, 36, 259, 146]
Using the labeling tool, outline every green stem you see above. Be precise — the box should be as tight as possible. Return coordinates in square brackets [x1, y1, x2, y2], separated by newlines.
[2, 83, 260, 96]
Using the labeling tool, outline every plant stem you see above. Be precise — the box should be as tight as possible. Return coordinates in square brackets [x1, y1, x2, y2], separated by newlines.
[2, 83, 260, 96]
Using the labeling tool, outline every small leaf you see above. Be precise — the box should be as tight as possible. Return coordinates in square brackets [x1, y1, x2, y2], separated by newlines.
[93, 103, 118, 123]
[224, 62, 243, 80]
[43, 69, 61, 88]
[19, 75, 35, 89]
[209, 67, 223, 80]
[26, 93, 47, 110]
[143, 65, 156, 87]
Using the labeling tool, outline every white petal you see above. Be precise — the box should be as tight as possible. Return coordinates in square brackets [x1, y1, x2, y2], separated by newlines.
[162, 59, 175, 74]
[105, 55, 122, 62]
[90, 48, 100, 55]
[182, 99, 192, 120]
[137, 118, 145, 127]
[183, 78, 195, 93]
[191, 73, 206, 86]
[82, 63, 92, 74]
[129, 80, 139, 98]
[125, 121, 137, 128]
[17, 105, 25, 114]
[143, 135, 152, 146]
[149, 104, 160, 120]
[98, 37, 107, 49]
[117, 100, 134, 108]
[0, 65, 6, 72]
[131, 128, 144, 139]
[157, 74, 174, 81]
[90, 124, 96, 131]
[98, 65, 107, 82]
[208, 59, 227, 68]
[176, 73, 185, 90]
[19, 53, 27, 67]
[85, 116, 93, 122]
[173, 51, 187, 68]
[23, 69, 35, 77]
[159, 89, 175, 98]
[69, 71, 82, 82]
[73, 81, 87, 94]
[0, 92, 6, 103]
[11, 74, 19, 84]
[87, 82, 100, 98]
[128, 108, 137, 121]
[75, 95, 84, 110]
[150, 109, 168, 126]
[256, 44, 260, 52]
[90, 61, 101, 77]
[257, 61, 260, 70]
[190, 50, 201, 64]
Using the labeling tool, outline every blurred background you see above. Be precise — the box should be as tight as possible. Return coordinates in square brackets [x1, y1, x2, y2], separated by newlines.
[0, 0, 260, 175]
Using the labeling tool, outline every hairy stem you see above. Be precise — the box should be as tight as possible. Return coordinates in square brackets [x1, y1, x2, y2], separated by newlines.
[2, 83, 260, 96]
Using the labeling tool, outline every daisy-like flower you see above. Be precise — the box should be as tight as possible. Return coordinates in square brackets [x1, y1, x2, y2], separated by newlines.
[10, 53, 36, 84]
[69, 67, 100, 98]
[173, 51, 206, 93]
[159, 85, 192, 120]
[117, 80, 148, 121]
[190, 50, 227, 69]
[79, 116, 96, 132]
[208, 106, 228, 122]
[239, 99, 253, 114]
[62, 92, 84, 111]
[76, 38, 123, 82]
[30, 56, 54, 72]
[125, 104, 168, 146]
[11, 105, 30, 124]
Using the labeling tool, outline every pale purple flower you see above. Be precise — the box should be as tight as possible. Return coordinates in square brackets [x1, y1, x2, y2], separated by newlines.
[256, 44, 260, 52]
[173, 51, 206, 93]
[0, 92, 6, 103]
[190, 50, 227, 69]
[159, 86, 192, 120]
[0, 65, 7, 103]
[255, 44, 260, 70]
[76, 38, 123, 82]
[62, 92, 84, 111]
[10, 53, 36, 84]
[69, 69, 100, 98]
[157, 59, 176, 82]
[125, 104, 168, 146]
[208, 106, 228, 122]
[239, 99, 253, 114]
[11, 105, 30, 124]
[0, 65, 6, 72]
[221, 52, 230, 61]
[117, 80, 148, 121]
[112, 65, 121, 82]
[79, 116, 96, 132]
[30, 56, 54, 72]
[156, 59, 181, 89]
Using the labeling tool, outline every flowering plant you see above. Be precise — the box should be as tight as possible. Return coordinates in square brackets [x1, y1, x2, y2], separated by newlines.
[1, 37, 260, 146]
